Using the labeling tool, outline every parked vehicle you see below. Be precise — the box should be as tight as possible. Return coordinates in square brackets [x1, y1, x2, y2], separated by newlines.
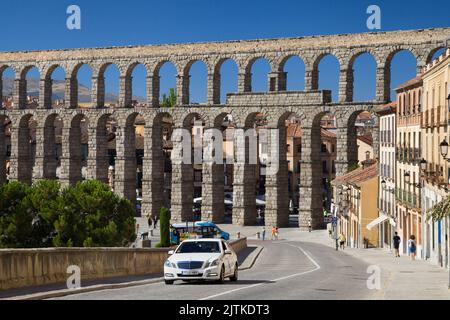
[164, 239, 238, 284]
[170, 221, 230, 245]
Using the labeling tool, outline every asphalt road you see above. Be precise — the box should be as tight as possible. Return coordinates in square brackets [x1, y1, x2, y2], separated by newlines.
[51, 240, 376, 300]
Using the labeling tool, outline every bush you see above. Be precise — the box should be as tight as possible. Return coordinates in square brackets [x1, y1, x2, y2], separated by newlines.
[159, 207, 171, 247]
[0, 180, 136, 248]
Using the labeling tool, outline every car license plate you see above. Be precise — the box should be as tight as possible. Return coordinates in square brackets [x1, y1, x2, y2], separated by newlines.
[182, 270, 198, 275]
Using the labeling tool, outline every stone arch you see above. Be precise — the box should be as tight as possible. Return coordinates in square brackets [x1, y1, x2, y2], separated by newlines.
[384, 48, 419, 102]
[123, 62, 149, 107]
[426, 46, 446, 64]
[312, 52, 341, 101]
[0, 65, 15, 108]
[213, 57, 239, 104]
[346, 50, 379, 102]
[69, 62, 94, 108]
[96, 62, 121, 108]
[182, 59, 208, 104]
[17, 65, 40, 109]
[152, 60, 179, 107]
[276, 54, 306, 91]
[41, 64, 67, 109]
[243, 56, 273, 93]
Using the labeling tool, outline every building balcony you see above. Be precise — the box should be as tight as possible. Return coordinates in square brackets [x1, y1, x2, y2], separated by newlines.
[395, 188, 420, 209]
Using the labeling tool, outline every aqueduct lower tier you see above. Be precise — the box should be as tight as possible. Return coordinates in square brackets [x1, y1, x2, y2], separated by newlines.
[0, 27, 449, 229]
[0, 91, 379, 229]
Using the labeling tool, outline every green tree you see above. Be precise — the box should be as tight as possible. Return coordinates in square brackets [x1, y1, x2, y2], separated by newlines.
[24, 180, 62, 247]
[159, 207, 171, 247]
[53, 180, 136, 247]
[161, 88, 176, 108]
[0, 182, 32, 248]
[428, 195, 450, 221]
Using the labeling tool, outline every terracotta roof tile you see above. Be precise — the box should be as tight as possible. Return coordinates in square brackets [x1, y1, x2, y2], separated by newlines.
[332, 163, 378, 187]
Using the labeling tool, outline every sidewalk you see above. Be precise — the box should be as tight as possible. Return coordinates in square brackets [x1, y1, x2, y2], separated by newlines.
[281, 228, 450, 300]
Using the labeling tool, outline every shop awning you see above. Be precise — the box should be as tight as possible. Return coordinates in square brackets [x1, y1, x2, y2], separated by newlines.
[366, 214, 389, 230]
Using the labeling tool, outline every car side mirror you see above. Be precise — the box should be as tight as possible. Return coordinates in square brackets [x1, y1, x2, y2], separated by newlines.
[225, 250, 232, 255]
[168, 250, 174, 255]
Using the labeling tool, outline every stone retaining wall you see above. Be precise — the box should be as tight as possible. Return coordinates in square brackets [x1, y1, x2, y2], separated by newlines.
[0, 238, 248, 291]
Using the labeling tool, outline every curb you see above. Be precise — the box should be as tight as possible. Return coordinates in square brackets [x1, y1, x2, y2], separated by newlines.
[4, 246, 264, 300]
[2, 277, 164, 301]
[239, 246, 264, 271]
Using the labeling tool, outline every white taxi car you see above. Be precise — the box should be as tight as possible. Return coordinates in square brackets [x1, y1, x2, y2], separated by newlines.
[164, 238, 239, 285]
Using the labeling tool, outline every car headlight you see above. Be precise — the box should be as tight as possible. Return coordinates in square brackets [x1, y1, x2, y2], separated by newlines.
[209, 259, 219, 267]
[165, 260, 175, 268]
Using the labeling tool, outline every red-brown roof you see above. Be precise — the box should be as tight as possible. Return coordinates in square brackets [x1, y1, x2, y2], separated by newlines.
[375, 101, 397, 115]
[396, 75, 423, 91]
[332, 163, 378, 187]
[357, 134, 373, 147]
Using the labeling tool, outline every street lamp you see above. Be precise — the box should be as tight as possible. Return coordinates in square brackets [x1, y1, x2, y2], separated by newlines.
[420, 158, 427, 173]
[439, 139, 449, 160]
[404, 171, 411, 184]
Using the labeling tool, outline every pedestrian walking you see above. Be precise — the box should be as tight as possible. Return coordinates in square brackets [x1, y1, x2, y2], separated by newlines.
[308, 220, 312, 233]
[393, 232, 401, 257]
[408, 235, 417, 260]
[148, 216, 153, 229]
[275, 227, 279, 240]
[338, 233, 346, 250]
[153, 215, 158, 229]
[261, 227, 266, 241]
[271, 226, 276, 240]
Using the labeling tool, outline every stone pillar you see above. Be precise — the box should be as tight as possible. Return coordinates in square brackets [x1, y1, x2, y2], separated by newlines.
[0, 78, 3, 108]
[65, 77, 78, 108]
[0, 122, 6, 184]
[8, 125, 19, 181]
[264, 127, 290, 227]
[299, 125, 323, 230]
[339, 68, 353, 103]
[232, 128, 257, 226]
[39, 78, 53, 109]
[43, 123, 57, 180]
[33, 125, 45, 180]
[147, 75, 160, 107]
[141, 125, 165, 219]
[237, 72, 252, 93]
[305, 66, 318, 91]
[176, 75, 190, 105]
[59, 125, 82, 187]
[268, 71, 287, 92]
[207, 72, 221, 105]
[86, 125, 109, 183]
[92, 76, 105, 108]
[119, 75, 132, 108]
[171, 127, 194, 223]
[201, 127, 225, 222]
[114, 124, 137, 208]
[335, 126, 358, 177]
[376, 66, 390, 103]
[13, 79, 27, 109]
[11, 122, 33, 185]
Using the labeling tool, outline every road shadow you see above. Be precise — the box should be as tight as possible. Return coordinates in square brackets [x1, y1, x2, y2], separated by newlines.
[0, 273, 163, 299]
[237, 246, 258, 266]
[176, 279, 275, 286]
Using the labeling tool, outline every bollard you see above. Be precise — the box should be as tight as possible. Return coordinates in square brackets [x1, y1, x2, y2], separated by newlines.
[256, 232, 260, 240]
[237, 232, 241, 239]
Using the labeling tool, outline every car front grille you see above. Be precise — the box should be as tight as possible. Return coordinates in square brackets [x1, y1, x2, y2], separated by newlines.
[177, 261, 204, 269]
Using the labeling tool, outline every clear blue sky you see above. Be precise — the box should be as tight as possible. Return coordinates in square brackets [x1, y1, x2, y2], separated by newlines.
[1, 0, 449, 102]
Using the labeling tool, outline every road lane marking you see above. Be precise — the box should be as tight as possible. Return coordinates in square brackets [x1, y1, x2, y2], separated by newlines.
[199, 243, 321, 300]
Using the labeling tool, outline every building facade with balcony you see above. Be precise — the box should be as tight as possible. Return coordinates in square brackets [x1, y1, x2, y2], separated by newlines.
[395, 76, 423, 256]
[332, 162, 379, 249]
[376, 102, 397, 249]
[421, 48, 450, 266]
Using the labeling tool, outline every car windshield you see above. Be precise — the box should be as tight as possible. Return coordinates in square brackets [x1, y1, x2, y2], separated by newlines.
[176, 241, 221, 253]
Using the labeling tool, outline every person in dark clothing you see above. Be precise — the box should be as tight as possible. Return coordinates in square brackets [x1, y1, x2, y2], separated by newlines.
[393, 232, 401, 257]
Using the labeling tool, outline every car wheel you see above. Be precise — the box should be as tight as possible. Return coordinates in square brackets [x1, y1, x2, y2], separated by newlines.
[165, 280, 174, 285]
[229, 264, 238, 282]
[217, 266, 225, 284]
